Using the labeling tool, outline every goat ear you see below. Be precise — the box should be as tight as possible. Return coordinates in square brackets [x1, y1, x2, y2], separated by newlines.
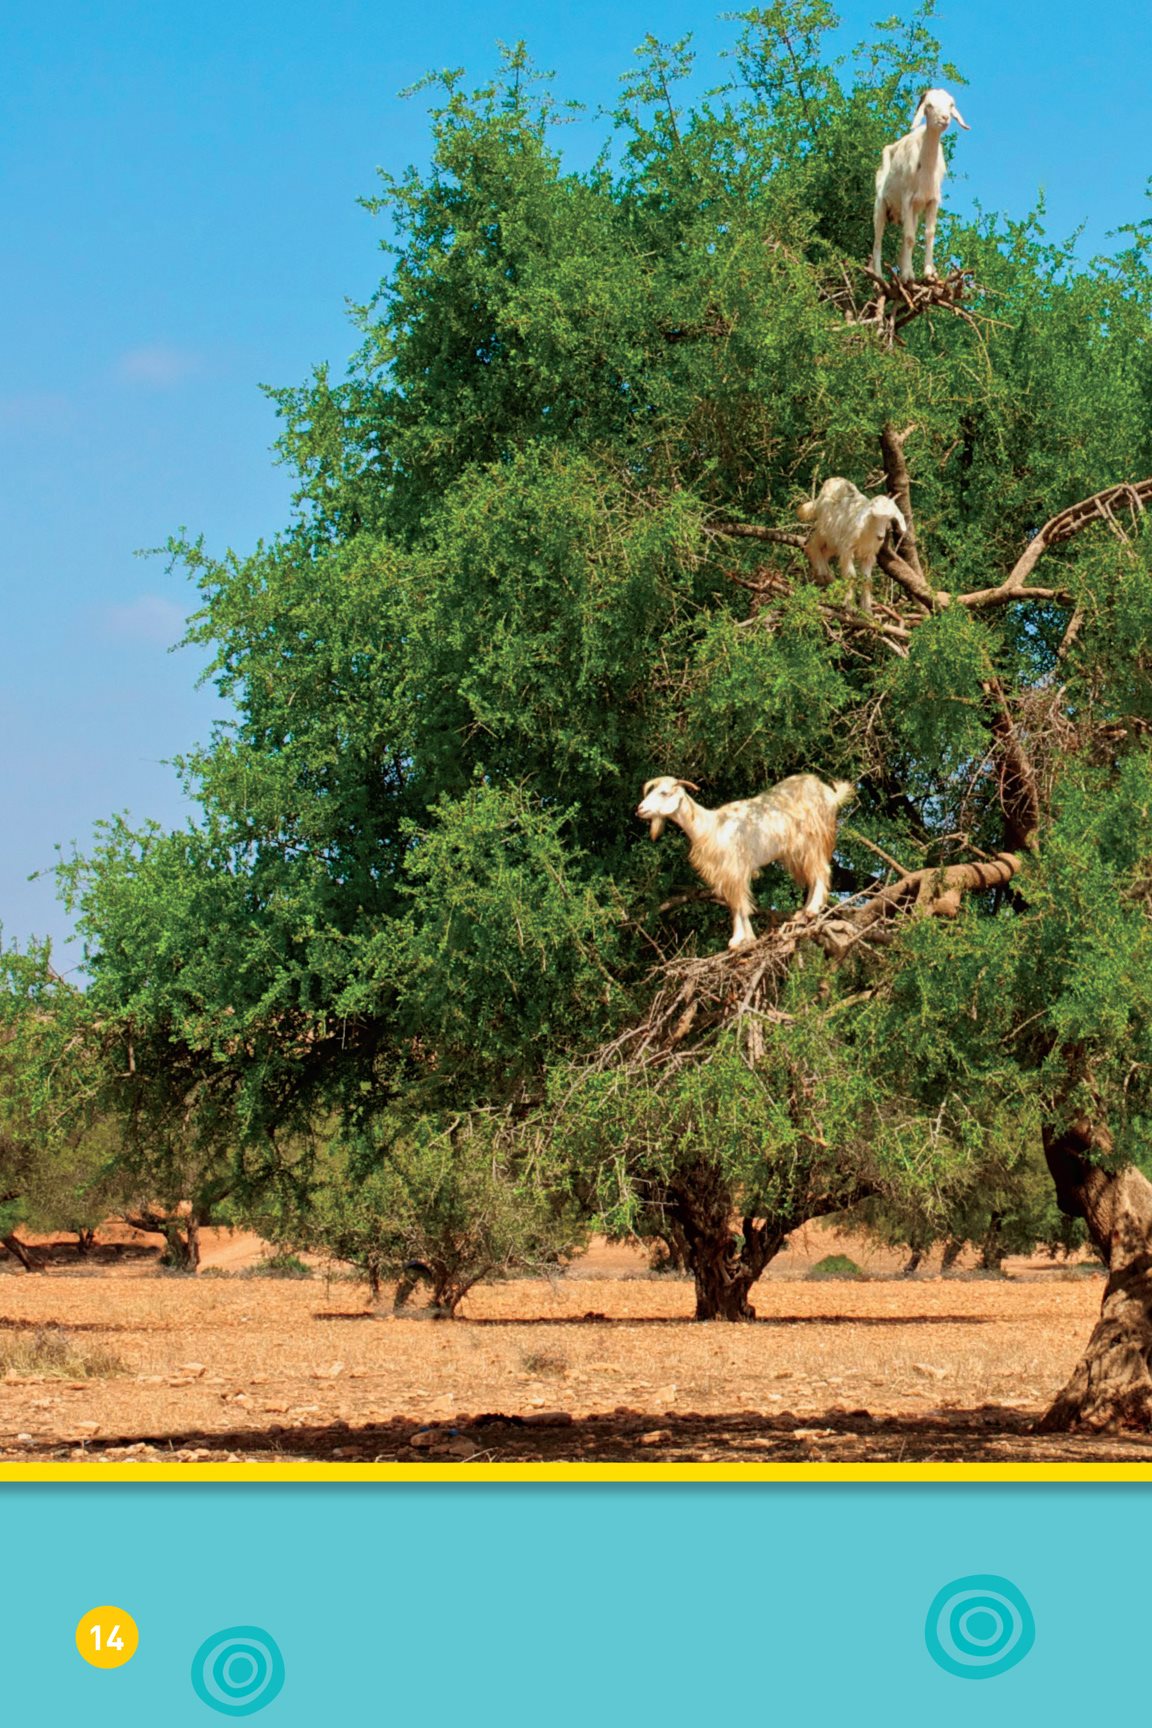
[950, 102, 970, 130]
[911, 90, 929, 127]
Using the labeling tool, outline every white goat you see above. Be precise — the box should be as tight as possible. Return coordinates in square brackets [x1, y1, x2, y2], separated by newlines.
[797, 477, 907, 615]
[636, 774, 855, 949]
[871, 87, 969, 283]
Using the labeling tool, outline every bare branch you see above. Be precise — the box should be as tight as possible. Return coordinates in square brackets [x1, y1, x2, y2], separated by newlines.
[826, 267, 986, 347]
[876, 542, 938, 610]
[959, 479, 1152, 608]
[880, 422, 924, 582]
[710, 521, 807, 550]
[658, 888, 727, 915]
[604, 853, 1021, 1072]
[982, 678, 1041, 851]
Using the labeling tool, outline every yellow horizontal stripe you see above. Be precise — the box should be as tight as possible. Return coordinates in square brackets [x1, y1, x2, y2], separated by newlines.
[0, 1461, 1147, 1483]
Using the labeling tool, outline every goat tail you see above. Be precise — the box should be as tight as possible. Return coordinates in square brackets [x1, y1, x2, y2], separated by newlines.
[828, 779, 856, 810]
[796, 498, 818, 523]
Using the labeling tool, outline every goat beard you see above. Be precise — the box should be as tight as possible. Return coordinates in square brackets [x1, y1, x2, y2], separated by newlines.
[649, 817, 665, 840]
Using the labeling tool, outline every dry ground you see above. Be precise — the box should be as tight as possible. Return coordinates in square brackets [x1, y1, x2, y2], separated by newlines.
[0, 1226, 1143, 1466]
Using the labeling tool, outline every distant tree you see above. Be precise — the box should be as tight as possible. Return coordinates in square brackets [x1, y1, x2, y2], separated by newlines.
[256, 1111, 584, 1316]
[0, 941, 134, 1266]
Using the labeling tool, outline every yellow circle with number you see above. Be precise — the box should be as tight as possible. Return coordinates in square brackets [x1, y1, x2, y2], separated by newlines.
[75, 1605, 139, 1669]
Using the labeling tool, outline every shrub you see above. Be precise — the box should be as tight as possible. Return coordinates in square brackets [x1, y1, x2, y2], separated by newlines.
[809, 1254, 864, 1280]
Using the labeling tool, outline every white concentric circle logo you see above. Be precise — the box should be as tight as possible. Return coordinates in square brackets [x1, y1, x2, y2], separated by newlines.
[191, 1626, 285, 1716]
[924, 1575, 1034, 1679]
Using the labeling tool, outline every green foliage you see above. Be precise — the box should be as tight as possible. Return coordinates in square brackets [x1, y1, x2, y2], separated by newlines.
[809, 1253, 863, 1279]
[245, 1253, 313, 1280]
[263, 1112, 585, 1313]
[683, 594, 853, 785]
[0, 939, 134, 1245]
[359, 783, 629, 1103]
[881, 605, 993, 786]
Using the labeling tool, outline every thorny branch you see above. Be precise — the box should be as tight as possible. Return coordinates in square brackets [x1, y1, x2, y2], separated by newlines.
[598, 853, 1019, 1075]
[825, 267, 986, 348]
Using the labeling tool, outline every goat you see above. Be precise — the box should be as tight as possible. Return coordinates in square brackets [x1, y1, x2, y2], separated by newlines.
[871, 87, 969, 283]
[636, 774, 855, 949]
[797, 477, 907, 615]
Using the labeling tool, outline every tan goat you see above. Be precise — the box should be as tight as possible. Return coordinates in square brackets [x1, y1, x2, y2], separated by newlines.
[636, 774, 855, 949]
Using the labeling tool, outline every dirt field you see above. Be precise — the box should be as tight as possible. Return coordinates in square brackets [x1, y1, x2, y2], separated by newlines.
[0, 1225, 1142, 1466]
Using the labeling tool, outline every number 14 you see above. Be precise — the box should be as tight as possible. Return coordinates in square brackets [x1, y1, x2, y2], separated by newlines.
[90, 1625, 125, 1652]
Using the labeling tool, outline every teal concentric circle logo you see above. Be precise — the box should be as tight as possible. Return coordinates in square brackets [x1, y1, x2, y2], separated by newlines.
[191, 1626, 285, 1715]
[924, 1575, 1034, 1679]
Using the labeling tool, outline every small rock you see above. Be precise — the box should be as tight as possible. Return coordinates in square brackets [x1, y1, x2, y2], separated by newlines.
[638, 1430, 671, 1446]
[16, 1433, 33, 1446]
[912, 1362, 949, 1380]
[521, 1410, 574, 1428]
[442, 1436, 481, 1461]
[180, 1362, 206, 1377]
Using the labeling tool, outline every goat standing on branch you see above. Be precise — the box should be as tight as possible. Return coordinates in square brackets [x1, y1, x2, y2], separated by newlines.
[798, 477, 908, 614]
[636, 775, 855, 950]
[871, 88, 969, 283]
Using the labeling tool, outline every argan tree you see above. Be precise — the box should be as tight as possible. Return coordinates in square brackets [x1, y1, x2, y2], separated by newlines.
[38, 4, 1152, 1425]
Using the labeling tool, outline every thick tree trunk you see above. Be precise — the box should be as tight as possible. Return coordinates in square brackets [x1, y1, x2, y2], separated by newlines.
[691, 1242, 764, 1321]
[392, 1260, 477, 1318]
[665, 1158, 870, 1320]
[1039, 1121, 1152, 1431]
[393, 1259, 432, 1311]
[666, 1160, 782, 1321]
[1, 1232, 41, 1272]
[979, 1215, 1006, 1273]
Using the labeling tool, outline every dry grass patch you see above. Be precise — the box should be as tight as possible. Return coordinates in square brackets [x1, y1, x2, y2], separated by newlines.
[520, 1349, 569, 1377]
[0, 1326, 124, 1380]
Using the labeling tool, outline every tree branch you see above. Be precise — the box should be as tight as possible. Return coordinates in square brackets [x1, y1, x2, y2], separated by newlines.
[982, 678, 1042, 851]
[710, 522, 807, 550]
[880, 422, 924, 582]
[958, 479, 1152, 608]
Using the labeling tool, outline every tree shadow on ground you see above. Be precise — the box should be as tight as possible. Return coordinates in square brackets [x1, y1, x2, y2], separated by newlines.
[20, 1405, 1152, 1466]
[314, 1311, 994, 1328]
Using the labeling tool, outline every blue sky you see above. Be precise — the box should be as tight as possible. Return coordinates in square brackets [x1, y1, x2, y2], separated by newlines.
[5, 0, 1151, 962]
